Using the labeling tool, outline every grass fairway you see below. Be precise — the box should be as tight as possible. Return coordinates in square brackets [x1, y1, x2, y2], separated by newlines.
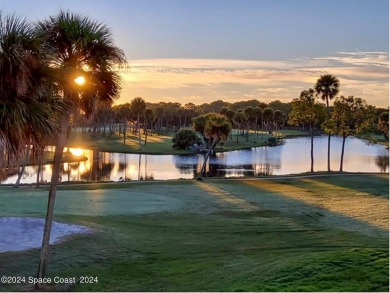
[66, 130, 273, 154]
[0, 174, 388, 292]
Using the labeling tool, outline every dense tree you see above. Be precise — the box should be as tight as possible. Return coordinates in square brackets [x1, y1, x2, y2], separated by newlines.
[268, 100, 291, 117]
[315, 74, 340, 172]
[323, 96, 374, 172]
[173, 129, 198, 149]
[377, 111, 389, 139]
[35, 10, 125, 281]
[288, 89, 326, 172]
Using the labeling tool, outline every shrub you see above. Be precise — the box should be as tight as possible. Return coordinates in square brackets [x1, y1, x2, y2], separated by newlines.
[173, 129, 198, 149]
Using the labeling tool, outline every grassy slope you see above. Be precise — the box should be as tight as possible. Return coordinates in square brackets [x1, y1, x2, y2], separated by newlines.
[0, 174, 388, 292]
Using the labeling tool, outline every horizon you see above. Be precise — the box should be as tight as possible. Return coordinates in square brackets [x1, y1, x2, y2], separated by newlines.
[2, 0, 389, 108]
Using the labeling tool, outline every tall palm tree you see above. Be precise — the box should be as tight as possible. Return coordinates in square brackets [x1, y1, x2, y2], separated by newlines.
[130, 97, 146, 149]
[0, 13, 65, 177]
[288, 89, 326, 172]
[315, 74, 340, 172]
[35, 10, 125, 281]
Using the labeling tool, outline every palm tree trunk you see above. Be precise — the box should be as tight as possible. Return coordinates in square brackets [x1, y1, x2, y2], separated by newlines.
[144, 121, 148, 145]
[197, 140, 217, 180]
[339, 135, 346, 172]
[310, 124, 314, 173]
[255, 117, 258, 139]
[36, 152, 43, 188]
[123, 120, 127, 145]
[14, 144, 31, 188]
[327, 134, 331, 172]
[36, 117, 69, 284]
[137, 113, 142, 149]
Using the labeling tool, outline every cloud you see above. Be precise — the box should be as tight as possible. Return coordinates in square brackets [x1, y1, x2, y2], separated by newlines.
[117, 51, 389, 107]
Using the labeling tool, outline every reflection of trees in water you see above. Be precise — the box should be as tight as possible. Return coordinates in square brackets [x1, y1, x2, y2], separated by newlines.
[77, 151, 115, 182]
[139, 155, 154, 181]
[173, 155, 198, 178]
[254, 163, 273, 176]
[375, 156, 389, 173]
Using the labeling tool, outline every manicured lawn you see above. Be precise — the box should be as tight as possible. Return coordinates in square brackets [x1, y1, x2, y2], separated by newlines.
[0, 174, 388, 292]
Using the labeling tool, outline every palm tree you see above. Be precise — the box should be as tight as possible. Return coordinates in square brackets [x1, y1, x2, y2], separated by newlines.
[155, 106, 164, 135]
[262, 107, 274, 133]
[115, 103, 132, 144]
[0, 13, 66, 183]
[273, 110, 285, 137]
[315, 74, 340, 172]
[233, 111, 246, 143]
[253, 107, 263, 139]
[35, 10, 125, 281]
[288, 89, 326, 172]
[198, 114, 231, 179]
[131, 97, 146, 149]
[175, 107, 185, 128]
[225, 109, 235, 139]
[244, 106, 254, 142]
[144, 107, 155, 145]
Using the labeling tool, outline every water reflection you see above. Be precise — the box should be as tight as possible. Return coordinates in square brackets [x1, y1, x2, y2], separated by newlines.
[1, 136, 388, 184]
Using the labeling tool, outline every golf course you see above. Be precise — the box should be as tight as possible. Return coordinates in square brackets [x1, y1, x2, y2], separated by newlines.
[0, 173, 388, 292]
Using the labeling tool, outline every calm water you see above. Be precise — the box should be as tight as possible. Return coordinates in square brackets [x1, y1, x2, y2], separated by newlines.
[1, 136, 388, 184]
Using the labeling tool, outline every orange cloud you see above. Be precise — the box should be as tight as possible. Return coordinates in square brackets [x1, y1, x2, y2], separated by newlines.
[117, 51, 388, 107]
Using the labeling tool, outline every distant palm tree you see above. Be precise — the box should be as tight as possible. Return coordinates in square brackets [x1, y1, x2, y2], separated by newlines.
[155, 106, 165, 135]
[225, 109, 235, 139]
[244, 106, 254, 141]
[253, 107, 263, 139]
[262, 107, 274, 133]
[233, 111, 246, 143]
[273, 110, 285, 136]
[315, 74, 340, 172]
[114, 103, 132, 144]
[35, 10, 125, 281]
[131, 97, 146, 149]
[144, 107, 155, 145]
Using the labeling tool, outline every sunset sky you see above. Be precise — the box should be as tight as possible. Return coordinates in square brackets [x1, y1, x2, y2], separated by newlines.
[2, 0, 389, 107]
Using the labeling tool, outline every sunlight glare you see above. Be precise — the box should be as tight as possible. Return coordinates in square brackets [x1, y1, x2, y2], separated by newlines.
[74, 76, 86, 86]
[69, 148, 84, 157]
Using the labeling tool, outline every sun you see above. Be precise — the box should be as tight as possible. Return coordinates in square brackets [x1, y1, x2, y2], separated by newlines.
[74, 76, 86, 86]
[69, 148, 84, 157]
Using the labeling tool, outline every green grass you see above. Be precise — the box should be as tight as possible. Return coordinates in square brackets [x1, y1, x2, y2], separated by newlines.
[66, 130, 273, 154]
[0, 174, 388, 292]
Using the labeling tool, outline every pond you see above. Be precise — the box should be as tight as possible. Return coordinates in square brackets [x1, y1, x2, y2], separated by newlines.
[1, 136, 388, 184]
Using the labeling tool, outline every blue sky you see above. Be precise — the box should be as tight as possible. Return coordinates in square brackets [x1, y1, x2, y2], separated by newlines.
[1, 0, 388, 106]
